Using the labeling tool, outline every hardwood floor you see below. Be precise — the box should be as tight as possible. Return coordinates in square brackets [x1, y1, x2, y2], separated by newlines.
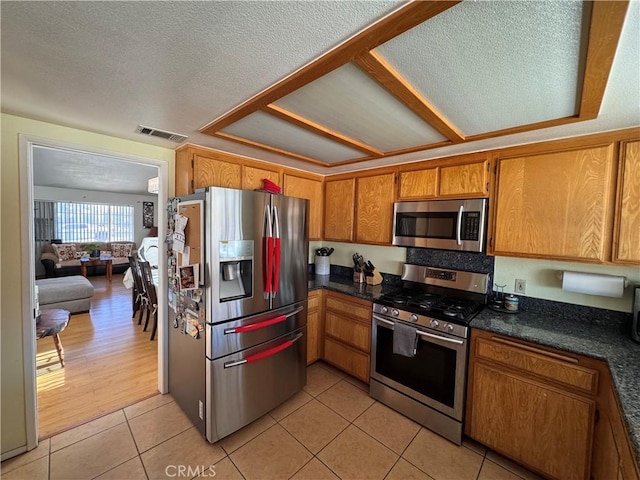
[36, 273, 158, 439]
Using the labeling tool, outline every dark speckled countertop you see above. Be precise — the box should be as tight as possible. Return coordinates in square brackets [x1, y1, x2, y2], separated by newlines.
[308, 274, 639, 466]
[469, 309, 640, 467]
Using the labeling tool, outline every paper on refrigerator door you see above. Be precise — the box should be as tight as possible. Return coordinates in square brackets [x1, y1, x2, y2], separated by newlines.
[172, 213, 188, 253]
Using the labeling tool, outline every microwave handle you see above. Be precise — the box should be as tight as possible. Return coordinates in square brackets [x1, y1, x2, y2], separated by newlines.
[456, 205, 464, 246]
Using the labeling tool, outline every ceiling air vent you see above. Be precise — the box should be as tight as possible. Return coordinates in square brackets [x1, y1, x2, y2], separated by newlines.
[135, 125, 188, 143]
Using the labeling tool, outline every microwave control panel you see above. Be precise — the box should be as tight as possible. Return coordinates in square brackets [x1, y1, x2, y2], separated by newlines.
[461, 212, 480, 241]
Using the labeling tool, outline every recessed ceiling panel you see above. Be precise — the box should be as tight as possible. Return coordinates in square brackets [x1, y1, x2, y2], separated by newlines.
[221, 111, 365, 163]
[377, 1, 584, 135]
[274, 63, 447, 151]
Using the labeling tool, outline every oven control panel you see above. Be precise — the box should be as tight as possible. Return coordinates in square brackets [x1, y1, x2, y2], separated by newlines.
[373, 303, 468, 339]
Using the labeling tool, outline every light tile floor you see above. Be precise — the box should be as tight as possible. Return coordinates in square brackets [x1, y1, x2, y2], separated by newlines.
[2, 362, 543, 480]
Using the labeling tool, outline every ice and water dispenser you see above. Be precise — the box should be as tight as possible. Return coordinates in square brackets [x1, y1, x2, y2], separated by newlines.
[218, 240, 253, 301]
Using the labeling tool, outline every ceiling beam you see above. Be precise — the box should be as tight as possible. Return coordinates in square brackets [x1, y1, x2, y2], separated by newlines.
[212, 132, 331, 167]
[200, 1, 461, 136]
[264, 104, 384, 157]
[578, 1, 629, 119]
[354, 51, 465, 143]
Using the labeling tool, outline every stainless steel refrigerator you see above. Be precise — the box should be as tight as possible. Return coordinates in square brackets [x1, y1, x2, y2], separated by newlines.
[167, 187, 309, 443]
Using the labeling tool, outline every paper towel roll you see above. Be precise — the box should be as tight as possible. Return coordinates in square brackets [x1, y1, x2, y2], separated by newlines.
[561, 271, 626, 298]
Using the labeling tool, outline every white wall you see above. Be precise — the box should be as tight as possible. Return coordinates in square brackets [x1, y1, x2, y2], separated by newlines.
[494, 256, 640, 313]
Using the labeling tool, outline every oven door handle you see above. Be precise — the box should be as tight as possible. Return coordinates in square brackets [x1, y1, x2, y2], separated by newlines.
[374, 315, 464, 345]
[224, 306, 304, 334]
[223, 332, 303, 368]
[456, 205, 464, 246]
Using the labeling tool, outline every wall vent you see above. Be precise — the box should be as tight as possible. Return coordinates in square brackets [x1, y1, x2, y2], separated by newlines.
[135, 125, 188, 143]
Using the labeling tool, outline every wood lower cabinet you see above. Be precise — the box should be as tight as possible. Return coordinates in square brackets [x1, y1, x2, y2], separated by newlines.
[593, 384, 640, 480]
[355, 172, 395, 244]
[306, 290, 323, 365]
[284, 173, 323, 240]
[324, 178, 355, 242]
[467, 330, 600, 480]
[613, 140, 640, 264]
[491, 144, 617, 262]
[322, 291, 371, 382]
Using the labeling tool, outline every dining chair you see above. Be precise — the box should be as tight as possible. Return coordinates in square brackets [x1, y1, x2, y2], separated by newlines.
[139, 260, 158, 341]
[128, 255, 148, 326]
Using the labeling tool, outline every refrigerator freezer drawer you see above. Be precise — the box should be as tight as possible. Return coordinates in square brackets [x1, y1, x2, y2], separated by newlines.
[207, 301, 307, 360]
[206, 327, 307, 442]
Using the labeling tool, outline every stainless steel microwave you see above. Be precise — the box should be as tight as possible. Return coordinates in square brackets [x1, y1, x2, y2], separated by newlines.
[392, 198, 487, 252]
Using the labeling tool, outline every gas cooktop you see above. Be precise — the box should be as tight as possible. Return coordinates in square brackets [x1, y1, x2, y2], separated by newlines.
[376, 289, 485, 324]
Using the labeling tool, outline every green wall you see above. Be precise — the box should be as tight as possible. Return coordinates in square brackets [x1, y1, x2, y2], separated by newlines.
[1, 113, 175, 456]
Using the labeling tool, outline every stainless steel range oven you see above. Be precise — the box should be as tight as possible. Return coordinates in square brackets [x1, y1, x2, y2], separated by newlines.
[370, 264, 489, 445]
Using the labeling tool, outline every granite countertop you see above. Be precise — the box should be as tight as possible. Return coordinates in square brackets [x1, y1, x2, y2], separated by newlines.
[472, 308, 640, 467]
[308, 274, 394, 301]
[307, 274, 639, 466]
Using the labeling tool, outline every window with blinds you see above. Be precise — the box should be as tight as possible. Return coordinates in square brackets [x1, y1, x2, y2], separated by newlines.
[54, 202, 134, 243]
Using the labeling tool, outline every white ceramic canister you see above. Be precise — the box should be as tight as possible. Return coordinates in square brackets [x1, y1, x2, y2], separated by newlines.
[315, 255, 330, 275]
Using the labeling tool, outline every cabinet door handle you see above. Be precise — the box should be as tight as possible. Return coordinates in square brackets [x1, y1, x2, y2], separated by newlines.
[489, 336, 579, 364]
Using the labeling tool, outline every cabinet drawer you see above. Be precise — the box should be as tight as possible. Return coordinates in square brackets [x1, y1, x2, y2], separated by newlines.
[325, 296, 371, 323]
[325, 312, 370, 352]
[475, 337, 599, 395]
[324, 337, 370, 383]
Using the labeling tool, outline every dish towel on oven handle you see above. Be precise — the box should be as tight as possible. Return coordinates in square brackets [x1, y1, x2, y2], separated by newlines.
[393, 322, 419, 357]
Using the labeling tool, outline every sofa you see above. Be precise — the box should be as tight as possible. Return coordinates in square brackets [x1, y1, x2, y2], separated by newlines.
[36, 276, 94, 313]
[40, 241, 137, 278]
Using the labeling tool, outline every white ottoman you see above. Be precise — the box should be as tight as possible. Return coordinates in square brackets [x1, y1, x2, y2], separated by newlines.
[36, 276, 94, 314]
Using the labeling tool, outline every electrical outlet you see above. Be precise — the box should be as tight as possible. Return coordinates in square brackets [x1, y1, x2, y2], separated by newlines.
[515, 279, 526, 294]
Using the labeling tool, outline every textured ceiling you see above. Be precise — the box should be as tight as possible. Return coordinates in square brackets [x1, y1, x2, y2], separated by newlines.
[33, 146, 158, 195]
[2, 1, 639, 176]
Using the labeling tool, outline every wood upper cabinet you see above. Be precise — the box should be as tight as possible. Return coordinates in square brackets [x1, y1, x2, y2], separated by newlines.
[613, 140, 640, 264]
[284, 173, 323, 240]
[324, 178, 355, 242]
[438, 160, 489, 197]
[355, 172, 396, 244]
[467, 330, 598, 480]
[194, 154, 242, 190]
[242, 164, 281, 191]
[398, 167, 438, 199]
[491, 144, 617, 262]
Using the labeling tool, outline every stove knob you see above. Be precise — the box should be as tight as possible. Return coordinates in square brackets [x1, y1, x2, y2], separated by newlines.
[380, 306, 388, 314]
[430, 319, 439, 328]
[392, 309, 400, 317]
[410, 314, 418, 322]
[446, 324, 454, 333]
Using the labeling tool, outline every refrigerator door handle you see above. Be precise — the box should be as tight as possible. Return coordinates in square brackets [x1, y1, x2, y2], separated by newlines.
[223, 332, 303, 368]
[272, 205, 281, 298]
[223, 306, 304, 334]
[263, 204, 273, 298]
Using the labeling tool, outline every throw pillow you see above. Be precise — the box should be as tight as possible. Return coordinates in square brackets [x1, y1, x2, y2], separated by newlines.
[111, 243, 132, 257]
[52, 243, 77, 261]
[75, 250, 89, 259]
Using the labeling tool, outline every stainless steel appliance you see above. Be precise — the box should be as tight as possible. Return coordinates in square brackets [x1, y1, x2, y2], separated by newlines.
[392, 198, 487, 252]
[370, 264, 489, 445]
[167, 187, 309, 443]
[633, 284, 640, 343]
